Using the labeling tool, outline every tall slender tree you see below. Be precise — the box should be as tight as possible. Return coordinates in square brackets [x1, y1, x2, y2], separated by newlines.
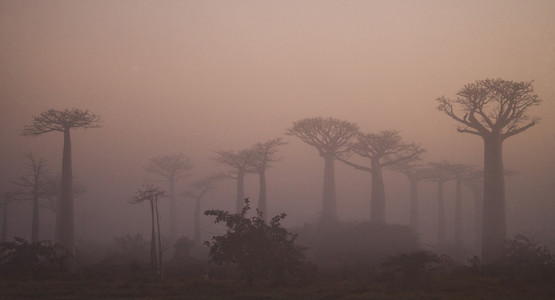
[183, 174, 224, 246]
[145, 153, 193, 241]
[12, 153, 49, 243]
[338, 130, 424, 223]
[425, 161, 456, 247]
[461, 170, 484, 253]
[389, 161, 429, 233]
[22, 108, 101, 254]
[129, 184, 167, 280]
[437, 78, 541, 263]
[216, 149, 257, 214]
[287, 117, 359, 221]
[248, 138, 287, 222]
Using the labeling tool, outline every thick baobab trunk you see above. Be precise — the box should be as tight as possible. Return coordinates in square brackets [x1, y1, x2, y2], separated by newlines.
[1, 205, 7, 242]
[437, 181, 446, 247]
[482, 136, 506, 263]
[236, 170, 245, 214]
[258, 172, 267, 222]
[322, 155, 336, 221]
[194, 197, 201, 246]
[454, 180, 463, 248]
[370, 161, 385, 224]
[169, 176, 176, 241]
[32, 181, 40, 243]
[409, 177, 419, 232]
[58, 128, 74, 252]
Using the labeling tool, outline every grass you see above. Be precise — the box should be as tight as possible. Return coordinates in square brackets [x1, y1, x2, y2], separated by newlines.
[1, 275, 554, 300]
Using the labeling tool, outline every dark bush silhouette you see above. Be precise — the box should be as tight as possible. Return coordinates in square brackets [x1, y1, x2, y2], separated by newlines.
[204, 199, 306, 286]
[0, 237, 72, 279]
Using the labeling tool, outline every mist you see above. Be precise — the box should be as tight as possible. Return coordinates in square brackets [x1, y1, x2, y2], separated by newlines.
[1, 0, 554, 264]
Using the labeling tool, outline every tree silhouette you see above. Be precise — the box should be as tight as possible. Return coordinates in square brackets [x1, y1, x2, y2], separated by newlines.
[216, 149, 257, 214]
[41, 173, 86, 241]
[461, 169, 484, 252]
[22, 108, 101, 254]
[449, 163, 476, 254]
[248, 138, 287, 222]
[437, 78, 541, 263]
[287, 117, 359, 221]
[183, 174, 224, 246]
[1, 191, 21, 243]
[12, 153, 49, 243]
[425, 161, 456, 247]
[338, 130, 424, 223]
[129, 184, 167, 280]
[145, 153, 193, 241]
[389, 161, 429, 233]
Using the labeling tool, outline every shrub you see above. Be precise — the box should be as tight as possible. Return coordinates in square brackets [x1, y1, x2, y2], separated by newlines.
[204, 199, 306, 286]
[0, 237, 72, 279]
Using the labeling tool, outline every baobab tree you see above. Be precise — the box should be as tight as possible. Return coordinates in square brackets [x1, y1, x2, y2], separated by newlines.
[183, 174, 224, 246]
[437, 78, 541, 263]
[1, 191, 21, 242]
[216, 149, 257, 214]
[287, 117, 359, 221]
[22, 108, 101, 254]
[338, 130, 424, 223]
[461, 169, 484, 252]
[129, 184, 167, 280]
[145, 153, 193, 241]
[12, 153, 49, 243]
[41, 173, 87, 241]
[389, 161, 429, 233]
[426, 161, 456, 247]
[248, 138, 287, 221]
[450, 164, 476, 255]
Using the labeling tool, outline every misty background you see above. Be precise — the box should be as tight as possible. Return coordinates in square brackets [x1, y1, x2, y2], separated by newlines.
[1, 1, 554, 251]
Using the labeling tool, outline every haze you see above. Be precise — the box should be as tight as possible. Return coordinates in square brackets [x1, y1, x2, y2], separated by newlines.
[1, 1, 554, 251]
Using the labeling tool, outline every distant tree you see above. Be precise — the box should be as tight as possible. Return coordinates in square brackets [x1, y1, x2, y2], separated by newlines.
[22, 108, 101, 255]
[425, 161, 456, 247]
[183, 174, 224, 246]
[449, 164, 476, 254]
[12, 153, 49, 243]
[437, 79, 541, 263]
[204, 199, 306, 286]
[1, 191, 21, 243]
[248, 138, 287, 222]
[129, 184, 167, 280]
[338, 130, 424, 223]
[287, 117, 359, 221]
[41, 173, 86, 241]
[145, 153, 193, 241]
[461, 170, 484, 252]
[216, 149, 257, 214]
[389, 162, 429, 233]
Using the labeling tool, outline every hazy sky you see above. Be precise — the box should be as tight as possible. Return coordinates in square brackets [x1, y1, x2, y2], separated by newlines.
[1, 1, 554, 247]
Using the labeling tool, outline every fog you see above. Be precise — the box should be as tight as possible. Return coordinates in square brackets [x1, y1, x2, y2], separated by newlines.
[1, 1, 554, 252]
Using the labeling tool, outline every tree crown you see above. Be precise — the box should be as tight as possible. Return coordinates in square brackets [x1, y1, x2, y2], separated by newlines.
[437, 78, 541, 140]
[22, 108, 102, 136]
[287, 117, 359, 157]
[144, 153, 193, 180]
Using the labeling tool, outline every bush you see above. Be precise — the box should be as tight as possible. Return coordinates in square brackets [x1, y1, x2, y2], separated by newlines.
[204, 199, 306, 286]
[0, 237, 72, 279]
[497, 234, 554, 280]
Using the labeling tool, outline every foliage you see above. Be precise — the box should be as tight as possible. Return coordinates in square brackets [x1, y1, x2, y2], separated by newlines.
[204, 199, 306, 285]
[22, 108, 102, 135]
[498, 234, 554, 280]
[114, 233, 149, 261]
[0, 237, 72, 279]
[381, 250, 453, 286]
